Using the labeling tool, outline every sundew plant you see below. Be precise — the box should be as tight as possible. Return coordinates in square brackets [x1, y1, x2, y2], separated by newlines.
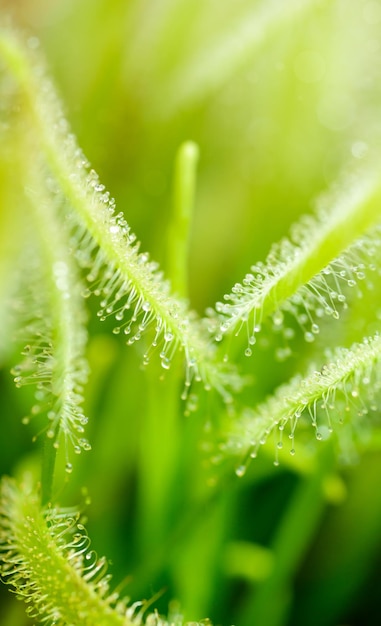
[2, 1, 381, 625]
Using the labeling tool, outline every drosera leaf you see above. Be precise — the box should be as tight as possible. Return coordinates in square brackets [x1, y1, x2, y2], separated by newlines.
[10, 154, 89, 503]
[0, 476, 212, 626]
[212, 166, 381, 353]
[222, 332, 381, 472]
[0, 25, 242, 402]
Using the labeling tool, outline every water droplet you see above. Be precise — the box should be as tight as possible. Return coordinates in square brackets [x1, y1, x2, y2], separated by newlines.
[47, 429, 55, 439]
[311, 323, 320, 334]
[284, 327, 295, 339]
[21, 416, 30, 425]
[304, 331, 315, 343]
[79, 438, 91, 451]
[273, 310, 284, 326]
[245, 348, 252, 357]
[65, 463, 73, 474]
[235, 464, 247, 478]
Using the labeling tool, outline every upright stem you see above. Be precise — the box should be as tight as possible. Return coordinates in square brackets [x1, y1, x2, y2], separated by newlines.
[167, 141, 199, 298]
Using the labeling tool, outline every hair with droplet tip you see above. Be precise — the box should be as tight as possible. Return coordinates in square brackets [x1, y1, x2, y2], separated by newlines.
[0, 25, 242, 402]
[211, 169, 381, 354]
[0, 476, 212, 626]
[11, 163, 89, 462]
[223, 332, 381, 470]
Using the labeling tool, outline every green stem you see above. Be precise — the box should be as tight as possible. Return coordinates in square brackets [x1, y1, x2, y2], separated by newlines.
[167, 141, 199, 299]
[138, 143, 198, 553]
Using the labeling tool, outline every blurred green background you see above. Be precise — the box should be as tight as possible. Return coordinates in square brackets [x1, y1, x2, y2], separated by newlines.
[1, 1, 381, 624]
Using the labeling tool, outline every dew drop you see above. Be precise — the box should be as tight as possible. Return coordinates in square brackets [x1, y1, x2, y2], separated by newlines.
[112, 327, 121, 335]
[273, 310, 284, 326]
[65, 463, 73, 474]
[284, 327, 295, 339]
[311, 323, 320, 334]
[235, 465, 247, 478]
[79, 438, 92, 451]
[245, 348, 252, 357]
[304, 331, 315, 343]
[47, 429, 55, 439]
